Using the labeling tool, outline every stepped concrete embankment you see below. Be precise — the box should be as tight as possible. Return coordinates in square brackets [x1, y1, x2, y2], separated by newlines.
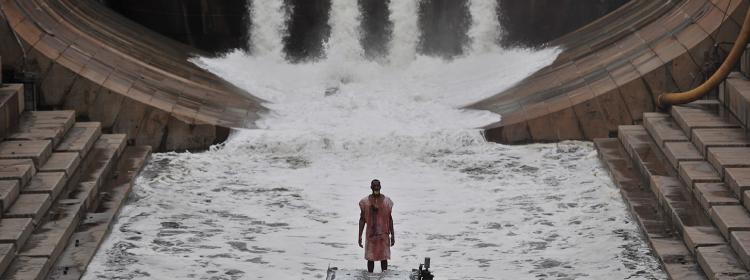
[472, 0, 748, 144]
[0, 0, 266, 152]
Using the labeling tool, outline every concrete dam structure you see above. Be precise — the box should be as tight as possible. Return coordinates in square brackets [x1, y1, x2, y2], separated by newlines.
[0, 0, 748, 279]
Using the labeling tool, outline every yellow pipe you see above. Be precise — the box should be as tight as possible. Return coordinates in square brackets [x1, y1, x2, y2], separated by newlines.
[657, 4, 750, 108]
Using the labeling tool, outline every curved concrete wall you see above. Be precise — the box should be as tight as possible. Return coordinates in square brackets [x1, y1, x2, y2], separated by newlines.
[0, 0, 266, 151]
[470, 0, 749, 144]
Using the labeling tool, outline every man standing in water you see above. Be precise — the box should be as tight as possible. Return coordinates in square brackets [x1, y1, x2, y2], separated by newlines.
[358, 179, 395, 273]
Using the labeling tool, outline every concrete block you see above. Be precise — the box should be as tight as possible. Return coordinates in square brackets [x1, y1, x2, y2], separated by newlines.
[19, 203, 81, 262]
[730, 231, 750, 270]
[0, 180, 20, 212]
[694, 183, 740, 211]
[708, 147, 750, 178]
[693, 128, 750, 156]
[0, 244, 15, 278]
[644, 114, 688, 147]
[7, 128, 65, 148]
[684, 226, 727, 253]
[4, 256, 51, 280]
[696, 245, 748, 280]
[671, 105, 740, 137]
[727, 168, 750, 200]
[0, 141, 52, 168]
[5, 194, 51, 223]
[55, 122, 101, 159]
[663, 141, 703, 169]
[680, 161, 722, 190]
[710, 205, 750, 239]
[23, 172, 66, 202]
[0, 218, 33, 249]
[39, 153, 79, 177]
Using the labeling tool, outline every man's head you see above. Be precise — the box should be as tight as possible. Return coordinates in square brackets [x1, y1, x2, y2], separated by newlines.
[371, 179, 381, 195]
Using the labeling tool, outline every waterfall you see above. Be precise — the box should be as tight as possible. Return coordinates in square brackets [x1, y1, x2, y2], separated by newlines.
[388, 0, 421, 64]
[325, 0, 365, 61]
[249, 0, 289, 59]
[467, 0, 502, 53]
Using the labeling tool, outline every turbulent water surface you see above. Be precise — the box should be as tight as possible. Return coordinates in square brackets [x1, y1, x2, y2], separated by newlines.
[85, 1, 665, 279]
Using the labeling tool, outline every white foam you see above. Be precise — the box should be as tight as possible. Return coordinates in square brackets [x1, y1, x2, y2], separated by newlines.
[83, 3, 665, 280]
[249, 0, 289, 59]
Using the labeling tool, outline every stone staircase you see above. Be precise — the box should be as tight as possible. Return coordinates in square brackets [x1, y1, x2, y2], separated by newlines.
[595, 99, 750, 279]
[0, 85, 151, 279]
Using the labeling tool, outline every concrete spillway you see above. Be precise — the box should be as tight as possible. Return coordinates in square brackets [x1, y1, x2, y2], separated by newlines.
[0, 0, 745, 150]
[0, 0, 266, 151]
[470, 0, 748, 144]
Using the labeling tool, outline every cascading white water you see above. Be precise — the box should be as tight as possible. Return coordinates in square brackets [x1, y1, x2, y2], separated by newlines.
[467, 0, 503, 53]
[249, 0, 289, 59]
[84, 1, 666, 279]
[388, 0, 421, 64]
[326, 0, 365, 61]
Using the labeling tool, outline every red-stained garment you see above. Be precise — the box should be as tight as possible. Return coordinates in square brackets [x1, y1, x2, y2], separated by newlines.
[359, 194, 394, 261]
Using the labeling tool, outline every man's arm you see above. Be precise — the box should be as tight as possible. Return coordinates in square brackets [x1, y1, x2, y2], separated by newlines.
[358, 210, 365, 248]
[389, 214, 395, 246]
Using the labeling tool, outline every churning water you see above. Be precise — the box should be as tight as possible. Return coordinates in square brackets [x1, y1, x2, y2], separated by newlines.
[85, 1, 665, 279]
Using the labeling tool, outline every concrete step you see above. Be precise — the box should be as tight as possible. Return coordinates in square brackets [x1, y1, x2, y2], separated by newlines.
[722, 75, 750, 130]
[1, 134, 126, 279]
[696, 245, 748, 280]
[679, 161, 722, 191]
[692, 128, 750, 157]
[0, 141, 52, 168]
[0, 159, 35, 188]
[644, 112, 689, 148]
[48, 146, 151, 280]
[55, 123, 101, 159]
[707, 147, 750, 178]
[710, 205, 750, 240]
[17, 202, 81, 263]
[0, 218, 33, 249]
[726, 168, 750, 201]
[684, 226, 726, 254]
[594, 138, 705, 279]
[694, 183, 740, 212]
[23, 173, 66, 203]
[731, 231, 750, 272]
[15, 111, 75, 146]
[38, 153, 80, 177]
[2, 256, 51, 280]
[0, 180, 20, 213]
[5, 194, 51, 224]
[671, 101, 742, 140]
[0, 244, 15, 280]
[663, 141, 703, 169]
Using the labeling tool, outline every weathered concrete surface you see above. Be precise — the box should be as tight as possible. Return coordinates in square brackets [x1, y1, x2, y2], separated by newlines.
[0, 0, 266, 151]
[472, 0, 750, 144]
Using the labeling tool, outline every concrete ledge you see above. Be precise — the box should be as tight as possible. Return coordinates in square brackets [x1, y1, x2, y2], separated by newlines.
[696, 245, 748, 280]
[680, 162, 722, 191]
[39, 153, 80, 177]
[23, 173, 66, 202]
[664, 142, 704, 169]
[55, 123, 101, 159]
[685, 226, 727, 254]
[644, 113, 689, 148]
[710, 205, 750, 240]
[0, 219, 32, 249]
[5, 194, 51, 223]
[0, 141, 52, 168]
[730, 231, 750, 270]
[727, 168, 750, 200]
[4, 256, 51, 280]
[694, 183, 740, 211]
[692, 129, 750, 157]
[0, 180, 20, 212]
[707, 147, 750, 178]
[0, 244, 14, 280]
